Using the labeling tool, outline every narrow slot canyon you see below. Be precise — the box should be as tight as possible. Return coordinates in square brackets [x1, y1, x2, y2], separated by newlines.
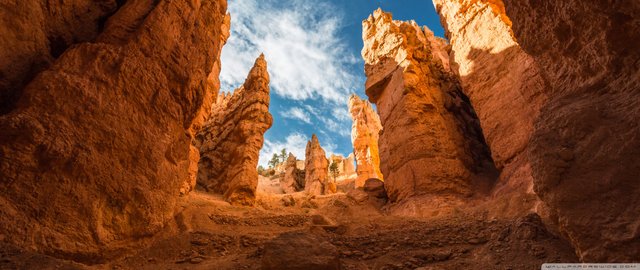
[0, 0, 638, 269]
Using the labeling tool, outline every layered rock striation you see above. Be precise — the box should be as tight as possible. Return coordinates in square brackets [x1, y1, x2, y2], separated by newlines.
[361, 9, 495, 203]
[196, 55, 272, 206]
[503, 0, 640, 262]
[348, 94, 383, 187]
[304, 134, 331, 195]
[0, 0, 229, 260]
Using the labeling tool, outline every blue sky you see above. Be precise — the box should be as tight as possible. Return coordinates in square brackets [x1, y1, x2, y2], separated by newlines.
[219, 0, 445, 166]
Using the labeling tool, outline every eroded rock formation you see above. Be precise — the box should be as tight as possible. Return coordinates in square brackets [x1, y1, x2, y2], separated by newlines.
[430, 0, 640, 261]
[196, 55, 272, 206]
[361, 9, 495, 203]
[0, 0, 229, 260]
[502, 0, 640, 262]
[348, 94, 383, 187]
[281, 153, 305, 193]
[304, 134, 331, 195]
[433, 0, 546, 216]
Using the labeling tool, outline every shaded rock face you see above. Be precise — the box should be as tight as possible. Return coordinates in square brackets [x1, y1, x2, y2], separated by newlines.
[503, 0, 640, 262]
[361, 9, 496, 203]
[196, 55, 272, 206]
[348, 94, 383, 187]
[261, 232, 341, 270]
[0, 0, 229, 261]
[304, 134, 330, 195]
[433, 0, 549, 217]
[0, 0, 118, 115]
[281, 153, 305, 193]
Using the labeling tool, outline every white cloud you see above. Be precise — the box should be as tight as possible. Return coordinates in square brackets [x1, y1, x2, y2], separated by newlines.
[259, 133, 308, 167]
[280, 107, 312, 124]
[220, 0, 359, 102]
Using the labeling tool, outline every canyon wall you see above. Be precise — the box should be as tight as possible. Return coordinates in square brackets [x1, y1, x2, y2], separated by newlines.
[0, 0, 229, 261]
[432, 0, 547, 216]
[196, 55, 272, 206]
[348, 94, 383, 187]
[432, 0, 640, 261]
[503, 0, 640, 262]
[361, 9, 495, 203]
[304, 134, 331, 195]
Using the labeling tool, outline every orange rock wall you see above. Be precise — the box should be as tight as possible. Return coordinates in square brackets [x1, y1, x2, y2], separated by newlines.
[196, 55, 272, 206]
[433, 0, 547, 216]
[0, 0, 229, 261]
[504, 0, 640, 262]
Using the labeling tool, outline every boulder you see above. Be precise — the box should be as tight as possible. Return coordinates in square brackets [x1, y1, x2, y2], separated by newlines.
[363, 178, 386, 199]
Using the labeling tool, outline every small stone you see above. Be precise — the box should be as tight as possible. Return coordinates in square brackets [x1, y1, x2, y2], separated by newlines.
[189, 257, 204, 264]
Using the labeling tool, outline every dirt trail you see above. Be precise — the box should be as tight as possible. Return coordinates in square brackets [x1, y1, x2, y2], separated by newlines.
[0, 191, 577, 269]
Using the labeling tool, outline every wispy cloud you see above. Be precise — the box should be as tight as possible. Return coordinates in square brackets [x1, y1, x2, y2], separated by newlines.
[280, 107, 312, 124]
[259, 133, 309, 167]
[220, 0, 359, 102]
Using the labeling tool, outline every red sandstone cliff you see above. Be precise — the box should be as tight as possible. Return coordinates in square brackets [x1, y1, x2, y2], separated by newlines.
[0, 0, 229, 261]
[433, 0, 548, 217]
[432, 0, 640, 261]
[502, 0, 640, 262]
[361, 9, 496, 204]
[196, 55, 272, 206]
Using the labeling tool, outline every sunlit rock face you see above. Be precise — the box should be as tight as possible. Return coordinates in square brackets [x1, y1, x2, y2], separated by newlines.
[433, 0, 547, 217]
[348, 95, 383, 187]
[361, 9, 495, 203]
[196, 55, 272, 206]
[328, 154, 357, 182]
[281, 153, 305, 193]
[0, 0, 229, 260]
[304, 134, 331, 195]
[504, 0, 640, 262]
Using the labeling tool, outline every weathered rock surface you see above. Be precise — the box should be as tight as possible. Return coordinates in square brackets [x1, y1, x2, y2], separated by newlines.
[361, 9, 495, 203]
[432, 0, 546, 216]
[280, 153, 305, 193]
[196, 55, 272, 206]
[261, 232, 341, 270]
[348, 94, 383, 187]
[503, 0, 640, 262]
[0, 0, 118, 114]
[0, 0, 229, 260]
[304, 134, 331, 195]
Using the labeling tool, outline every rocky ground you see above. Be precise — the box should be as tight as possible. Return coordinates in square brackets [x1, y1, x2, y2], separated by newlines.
[0, 191, 577, 270]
